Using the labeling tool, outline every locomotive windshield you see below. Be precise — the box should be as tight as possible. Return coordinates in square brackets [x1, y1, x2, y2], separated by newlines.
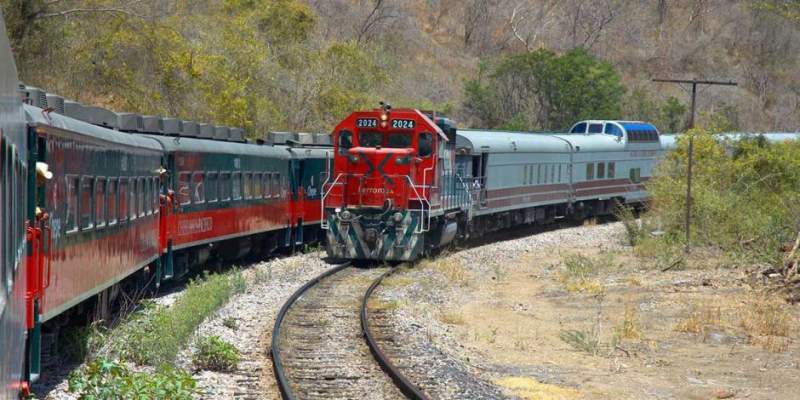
[358, 131, 412, 148]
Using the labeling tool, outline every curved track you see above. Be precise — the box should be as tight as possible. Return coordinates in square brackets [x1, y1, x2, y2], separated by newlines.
[272, 263, 427, 400]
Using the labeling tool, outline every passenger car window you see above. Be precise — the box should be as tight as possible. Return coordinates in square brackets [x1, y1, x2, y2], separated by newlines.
[588, 123, 603, 134]
[66, 176, 79, 232]
[608, 162, 616, 179]
[138, 178, 146, 216]
[107, 179, 118, 225]
[95, 178, 106, 227]
[206, 173, 218, 202]
[178, 172, 191, 205]
[337, 130, 352, 155]
[571, 123, 587, 134]
[232, 172, 242, 200]
[192, 172, 205, 204]
[597, 163, 605, 179]
[119, 178, 129, 222]
[244, 172, 252, 199]
[80, 176, 94, 229]
[253, 173, 263, 199]
[586, 163, 595, 180]
[418, 132, 433, 157]
[220, 172, 231, 201]
[130, 179, 138, 220]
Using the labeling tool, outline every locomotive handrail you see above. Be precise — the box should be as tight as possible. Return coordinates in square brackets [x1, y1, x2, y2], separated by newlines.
[401, 174, 430, 233]
[320, 173, 348, 229]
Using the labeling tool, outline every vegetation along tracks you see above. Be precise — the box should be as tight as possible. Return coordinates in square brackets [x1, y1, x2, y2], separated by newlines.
[271, 262, 428, 400]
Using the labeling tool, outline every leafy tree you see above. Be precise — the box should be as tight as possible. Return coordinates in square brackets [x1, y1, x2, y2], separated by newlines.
[463, 47, 624, 131]
[659, 96, 687, 133]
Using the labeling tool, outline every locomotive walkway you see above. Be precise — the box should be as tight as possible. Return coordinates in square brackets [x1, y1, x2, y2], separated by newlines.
[271, 263, 428, 400]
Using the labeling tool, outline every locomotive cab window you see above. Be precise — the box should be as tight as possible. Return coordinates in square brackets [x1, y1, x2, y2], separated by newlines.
[386, 132, 411, 148]
[359, 131, 382, 147]
[419, 132, 433, 157]
[337, 130, 352, 155]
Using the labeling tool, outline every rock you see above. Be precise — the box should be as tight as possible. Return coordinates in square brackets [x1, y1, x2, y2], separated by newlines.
[712, 387, 735, 399]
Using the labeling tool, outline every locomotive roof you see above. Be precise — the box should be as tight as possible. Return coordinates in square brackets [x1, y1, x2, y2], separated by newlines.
[24, 104, 163, 152]
[456, 129, 571, 153]
[143, 134, 291, 158]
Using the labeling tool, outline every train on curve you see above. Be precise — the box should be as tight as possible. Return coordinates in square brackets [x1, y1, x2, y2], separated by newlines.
[321, 106, 800, 262]
[0, 11, 331, 397]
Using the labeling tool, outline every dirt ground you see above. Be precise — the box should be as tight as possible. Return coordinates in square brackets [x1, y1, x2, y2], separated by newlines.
[399, 236, 800, 399]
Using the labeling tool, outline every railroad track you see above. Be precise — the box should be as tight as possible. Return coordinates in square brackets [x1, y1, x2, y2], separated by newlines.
[271, 263, 428, 400]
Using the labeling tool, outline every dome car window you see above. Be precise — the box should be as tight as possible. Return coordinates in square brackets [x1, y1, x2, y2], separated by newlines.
[570, 123, 587, 134]
[418, 132, 433, 157]
[605, 123, 622, 138]
[588, 123, 603, 134]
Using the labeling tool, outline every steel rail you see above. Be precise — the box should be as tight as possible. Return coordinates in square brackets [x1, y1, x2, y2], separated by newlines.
[361, 267, 430, 400]
[270, 261, 352, 400]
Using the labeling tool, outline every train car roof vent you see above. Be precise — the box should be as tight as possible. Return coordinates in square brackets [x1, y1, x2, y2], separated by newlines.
[141, 115, 164, 134]
[313, 133, 332, 146]
[296, 132, 314, 145]
[180, 120, 199, 137]
[118, 113, 144, 132]
[45, 93, 65, 114]
[162, 118, 180, 135]
[198, 123, 215, 139]
[85, 106, 119, 129]
[63, 101, 90, 123]
[230, 127, 246, 142]
[213, 126, 230, 141]
[268, 131, 295, 144]
[20, 86, 48, 109]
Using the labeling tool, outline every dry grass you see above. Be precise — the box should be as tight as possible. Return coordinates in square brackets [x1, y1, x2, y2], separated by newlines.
[422, 258, 471, 287]
[674, 305, 723, 335]
[740, 294, 793, 352]
[614, 305, 642, 340]
[438, 309, 466, 325]
[494, 376, 579, 400]
[558, 254, 606, 294]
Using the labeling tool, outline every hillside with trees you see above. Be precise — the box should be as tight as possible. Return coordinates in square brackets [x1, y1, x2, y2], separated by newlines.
[2, 0, 799, 134]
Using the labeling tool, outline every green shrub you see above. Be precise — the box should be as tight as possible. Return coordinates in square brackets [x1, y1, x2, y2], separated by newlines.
[192, 336, 240, 372]
[67, 358, 196, 399]
[645, 131, 800, 266]
[614, 204, 644, 246]
[110, 270, 246, 366]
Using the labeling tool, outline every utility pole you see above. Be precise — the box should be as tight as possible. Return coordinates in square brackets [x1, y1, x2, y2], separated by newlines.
[651, 78, 738, 253]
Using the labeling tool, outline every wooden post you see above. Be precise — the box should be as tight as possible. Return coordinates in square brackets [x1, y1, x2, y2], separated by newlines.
[685, 136, 694, 253]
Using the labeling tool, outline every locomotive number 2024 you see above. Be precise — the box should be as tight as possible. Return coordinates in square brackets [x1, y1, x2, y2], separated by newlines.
[391, 119, 415, 129]
[356, 118, 378, 128]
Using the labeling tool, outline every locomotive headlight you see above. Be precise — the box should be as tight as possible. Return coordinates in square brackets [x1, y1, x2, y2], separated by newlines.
[393, 212, 403, 222]
[380, 113, 388, 121]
